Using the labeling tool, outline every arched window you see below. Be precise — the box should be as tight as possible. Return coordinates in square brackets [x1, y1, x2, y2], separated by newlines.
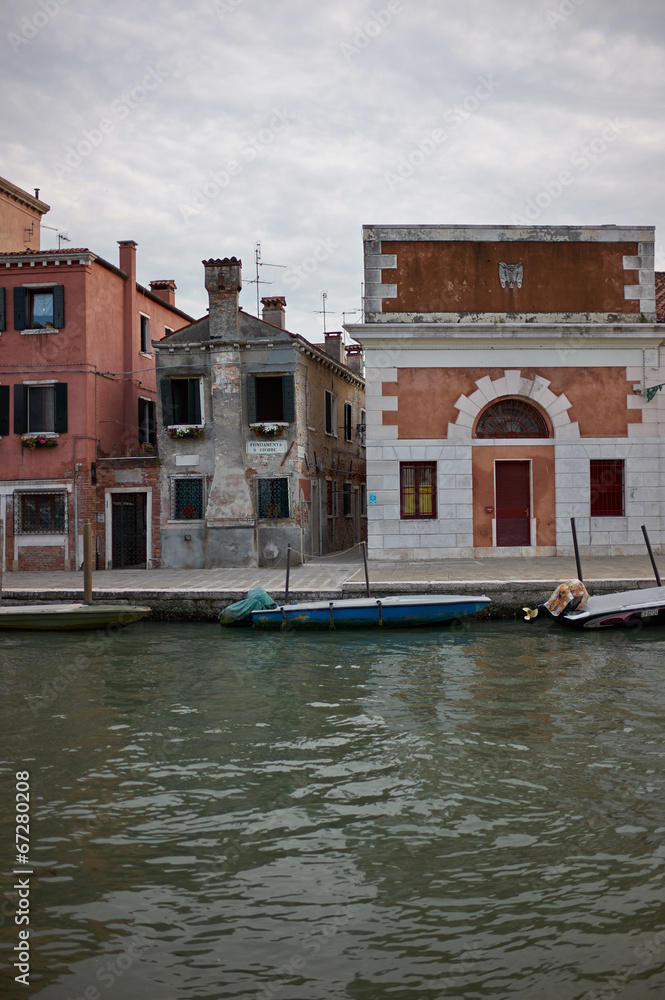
[475, 398, 549, 438]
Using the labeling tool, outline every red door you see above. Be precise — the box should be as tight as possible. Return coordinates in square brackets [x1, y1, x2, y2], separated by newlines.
[495, 461, 530, 545]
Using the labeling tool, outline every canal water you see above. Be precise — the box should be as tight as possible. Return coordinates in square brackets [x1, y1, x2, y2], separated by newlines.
[1, 620, 664, 999]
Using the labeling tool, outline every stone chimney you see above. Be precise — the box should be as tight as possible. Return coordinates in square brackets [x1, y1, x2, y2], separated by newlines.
[261, 296, 286, 329]
[150, 280, 177, 306]
[345, 344, 363, 374]
[118, 239, 137, 280]
[323, 332, 344, 365]
[203, 257, 241, 338]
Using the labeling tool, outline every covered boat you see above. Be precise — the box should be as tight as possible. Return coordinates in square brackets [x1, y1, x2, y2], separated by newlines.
[251, 593, 490, 629]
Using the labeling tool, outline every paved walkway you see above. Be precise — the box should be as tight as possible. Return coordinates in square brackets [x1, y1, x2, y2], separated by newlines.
[1, 552, 661, 599]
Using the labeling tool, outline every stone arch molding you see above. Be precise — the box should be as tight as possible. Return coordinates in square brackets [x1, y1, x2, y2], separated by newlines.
[448, 370, 580, 440]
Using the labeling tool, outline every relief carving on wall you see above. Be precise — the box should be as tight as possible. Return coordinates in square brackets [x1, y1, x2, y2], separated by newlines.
[499, 261, 523, 289]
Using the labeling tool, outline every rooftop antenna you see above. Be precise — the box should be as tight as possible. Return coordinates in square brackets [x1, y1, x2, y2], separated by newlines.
[314, 291, 338, 335]
[41, 223, 70, 250]
[247, 241, 286, 316]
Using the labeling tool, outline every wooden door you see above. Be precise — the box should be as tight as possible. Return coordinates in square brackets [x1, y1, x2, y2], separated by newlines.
[495, 461, 530, 546]
[111, 493, 147, 568]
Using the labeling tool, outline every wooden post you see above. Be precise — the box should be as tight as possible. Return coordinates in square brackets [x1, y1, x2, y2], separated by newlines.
[362, 540, 370, 597]
[83, 520, 93, 605]
[285, 544, 291, 603]
[570, 518, 583, 584]
[641, 524, 662, 587]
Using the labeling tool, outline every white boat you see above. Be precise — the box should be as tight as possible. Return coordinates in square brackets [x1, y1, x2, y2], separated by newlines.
[559, 586, 665, 630]
[0, 603, 150, 631]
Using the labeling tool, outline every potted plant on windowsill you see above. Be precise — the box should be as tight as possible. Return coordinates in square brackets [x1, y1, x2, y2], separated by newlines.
[21, 435, 58, 449]
[166, 426, 204, 440]
[250, 421, 288, 437]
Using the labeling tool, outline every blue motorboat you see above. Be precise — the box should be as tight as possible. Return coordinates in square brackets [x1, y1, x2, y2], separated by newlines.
[250, 593, 491, 629]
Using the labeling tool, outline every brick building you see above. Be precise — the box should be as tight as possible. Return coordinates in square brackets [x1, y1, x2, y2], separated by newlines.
[155, 257, 366, 568]
[0, 238, 193, 571]
[0, 175, 50, 253]
[346, 224, 664, 559]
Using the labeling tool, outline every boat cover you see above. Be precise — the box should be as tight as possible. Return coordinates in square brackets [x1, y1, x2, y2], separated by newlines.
[219, 588, 278, 625]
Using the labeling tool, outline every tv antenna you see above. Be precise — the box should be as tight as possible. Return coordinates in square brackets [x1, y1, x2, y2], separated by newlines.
[41, 223, 71, 250]
[314, 291, 339, 334]
[247, 242, 286, 316]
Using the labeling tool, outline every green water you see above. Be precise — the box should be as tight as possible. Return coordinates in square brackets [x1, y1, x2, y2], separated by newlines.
[1, 621, 664, 999]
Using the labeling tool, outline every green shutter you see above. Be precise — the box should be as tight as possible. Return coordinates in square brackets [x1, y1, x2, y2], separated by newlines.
[246, 375, 257, 423]
[160, 379, 174, 426]
[14, 384, 26, 434]
[281, 374, 294, 423]
[13, 288, 26, 330]
[188, 378, 201, 424]
[0, 288, 5, 331]
[54, 383, 68, 433]
[53, 285, 65, 328]
[0, 385, 9, 436]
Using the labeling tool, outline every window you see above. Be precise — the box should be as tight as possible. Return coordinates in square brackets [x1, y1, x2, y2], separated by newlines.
[476, 399, 549, 438]
[360, 484, 367, 517]
[325, 390, 337, 435]
[400, 461, 437, 519]
[15, 492, 67, 534]
[165, 327, 174, 338]
[140, 315, 150, 354]
[171, 477, 205, 519]
[359, 409, 366, 446]
[0, 288, 5, 331]
[257, 477, 290, 519]
[343, 482, 353, 517]
[327, 480, 337, 517]
[138, 398, 156, 446]
[14, 383, 67, 434]
[161, 377, 202, 427]
[344, 402, 353, 442]
[0, 385, 9, 436]
[14, 286, 65, 330]
[590, 460, 624, 517]
[247, 374, 294, 423]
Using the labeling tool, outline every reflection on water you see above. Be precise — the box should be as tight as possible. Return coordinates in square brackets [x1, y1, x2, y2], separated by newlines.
[1, 622, 664, 998]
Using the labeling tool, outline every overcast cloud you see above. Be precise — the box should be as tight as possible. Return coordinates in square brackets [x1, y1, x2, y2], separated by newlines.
[2, 0, 664, 337]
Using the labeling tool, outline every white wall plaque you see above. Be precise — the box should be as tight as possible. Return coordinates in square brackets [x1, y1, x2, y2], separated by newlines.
[246, 440, 287, 455]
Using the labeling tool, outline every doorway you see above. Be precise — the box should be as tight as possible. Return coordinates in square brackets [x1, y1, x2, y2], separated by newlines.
[495, 461, 531, 546]
[111, 493, 147, 568]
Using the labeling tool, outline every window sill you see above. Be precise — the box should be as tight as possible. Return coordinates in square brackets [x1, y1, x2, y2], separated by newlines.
[21, 328, 60, 335]
[167, 519, 205, 525]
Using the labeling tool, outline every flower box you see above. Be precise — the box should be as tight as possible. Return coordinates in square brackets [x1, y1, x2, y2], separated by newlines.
[250, 421, 289, 437]
[166, 426, 204, 440]
[21, 435, 58, 449]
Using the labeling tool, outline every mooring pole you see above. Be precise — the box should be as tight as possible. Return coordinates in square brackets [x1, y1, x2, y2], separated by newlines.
[362, 541, 370, 597]
[641, 525, 662, 587]
[284, 544, 291, 603]
[83, 520, 93, 605]
[570, 518, 583, 584]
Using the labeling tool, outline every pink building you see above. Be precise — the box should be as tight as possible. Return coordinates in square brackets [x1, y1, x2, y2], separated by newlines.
[0, 239, 193, 571]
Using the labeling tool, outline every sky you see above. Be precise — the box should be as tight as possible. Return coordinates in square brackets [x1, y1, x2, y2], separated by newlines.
[2, 0, 665, 339]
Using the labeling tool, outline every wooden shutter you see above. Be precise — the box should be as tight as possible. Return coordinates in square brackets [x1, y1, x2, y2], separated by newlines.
[14, 384, 27, 433]
[53, 285, 65, 328]
[13, 288, 26, 330]
[188, 378, 201, 424]
[281, 374, 294, 422]
[246, 375, 257, 423]
[160, 379, 174, 426]
[0, 385, 9, 436]
[54, 383, 68, 433]
[0, 288, 5, 331]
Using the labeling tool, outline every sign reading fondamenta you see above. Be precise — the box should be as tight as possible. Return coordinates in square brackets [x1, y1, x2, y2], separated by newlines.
[246, 440, 287, 454]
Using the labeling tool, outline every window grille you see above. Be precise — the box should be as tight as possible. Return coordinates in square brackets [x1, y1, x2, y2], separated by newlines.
[590, 460, 624, 517]
[476, 399, 549, 438]
[257, 478, 290, 519]
[400, 462, 437, 519]
[171, 477, 204, 519]
[15, 492, 67, 534]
